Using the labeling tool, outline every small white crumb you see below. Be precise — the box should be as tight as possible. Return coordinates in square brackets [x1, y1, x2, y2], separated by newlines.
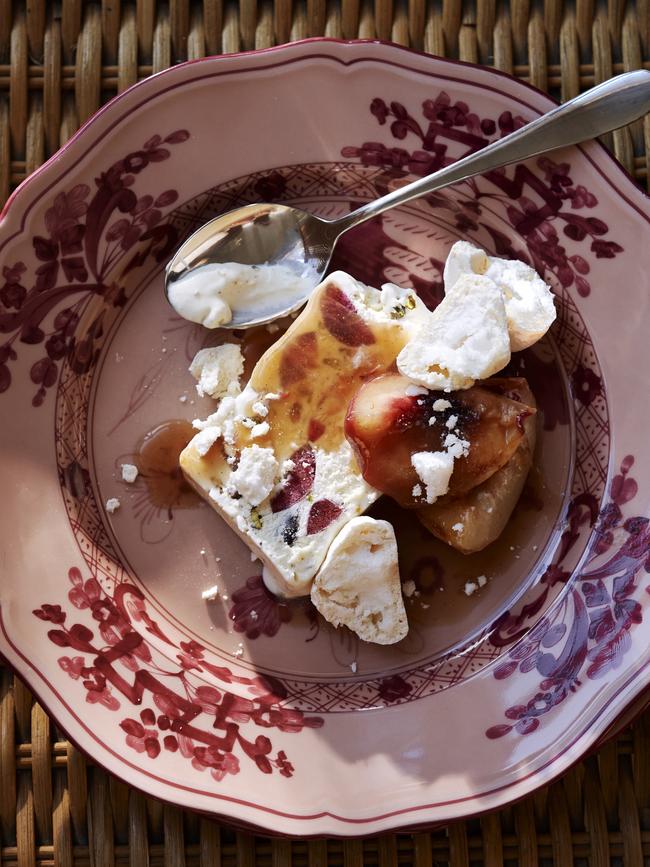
[412, 484, 423, 498]
[115, 352, 124, 363]
[215, 557, 221, 562]
[464, 581, 478, 596]
[532, 545, 538, 551]
[351, 349, 365, 369]
[445, 414, 458, 430]
[200, 548, 207, 556]
[402, 580, 416, 598]
[451, 522, 464, 533]
[433, 398, 452, 411]
[265, 392, 281, 401]
[282, 458, 295, 474]
[266, 323, 280, 333]
[250, 610, 259, 621]
[252, 400, 269, 418]
[179, 395, 188, 403]
[477, 574, 488, 587]
[443, 432, 470, 459]
[411, 450, 454, 504]
[105, 497, 121, 514]
[250, 551, 257, 561]
[222, 594, 229, 601]
[193, 426, 221, 457]
[121, 463, 139, 484]
[350, 661, 358, 673]
[161, 347, 167, 353]
[233, 647, 244, 658]
[421, 603, 430, 609]
[230, 445, 278, 505]
[250, 421, 270, 439]
[510, 546, 515, 551]
[241, 417, 255, 428]
[405, 384, 428, 397]
[201, 585, 220, 601]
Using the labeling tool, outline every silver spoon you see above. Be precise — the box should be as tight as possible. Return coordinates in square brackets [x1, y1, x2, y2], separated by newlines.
[165, 70, 650, 329]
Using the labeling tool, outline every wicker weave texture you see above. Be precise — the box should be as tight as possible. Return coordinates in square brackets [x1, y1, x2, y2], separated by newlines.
[1, 1, 650, 865]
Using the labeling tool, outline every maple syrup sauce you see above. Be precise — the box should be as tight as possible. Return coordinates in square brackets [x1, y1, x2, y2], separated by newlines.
[135, 420, 200, 513]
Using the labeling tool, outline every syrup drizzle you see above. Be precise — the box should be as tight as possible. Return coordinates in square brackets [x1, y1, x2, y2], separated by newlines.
[135, 420, 200, 515]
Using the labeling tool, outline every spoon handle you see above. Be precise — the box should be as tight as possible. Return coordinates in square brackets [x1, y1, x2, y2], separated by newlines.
[332, 69, 650, 235]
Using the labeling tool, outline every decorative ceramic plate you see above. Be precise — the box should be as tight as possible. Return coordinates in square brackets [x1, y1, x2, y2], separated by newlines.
[1, 39, 649, 836]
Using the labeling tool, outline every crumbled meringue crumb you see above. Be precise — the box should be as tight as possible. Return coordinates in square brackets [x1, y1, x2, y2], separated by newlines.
[477, 574, 488, 587]
[451, 522, 464, 533]
[121, 463, 138, 484]
[252, 400, 269, 418]
[105, 497, 121, 514]
[250, 421, 270, 439]
[201, 585, 220, 601]
[432, 399, 452, 411]
[402, 579, 416, 598]
[464, 581, 478, 596]
[350, 661, 358, 673]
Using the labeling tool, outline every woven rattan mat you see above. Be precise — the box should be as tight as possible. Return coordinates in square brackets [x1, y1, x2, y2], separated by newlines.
[1, 2, 650, 865]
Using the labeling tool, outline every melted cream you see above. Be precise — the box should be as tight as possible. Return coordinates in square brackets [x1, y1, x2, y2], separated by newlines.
[167, 261, 315, 328]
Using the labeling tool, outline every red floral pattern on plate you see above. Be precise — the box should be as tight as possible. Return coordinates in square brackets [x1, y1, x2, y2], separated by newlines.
[34, 568, 323, 779]
[0, 131, 187, 405]
[486, 455, 649, 739]
[342, 94, 623, 299]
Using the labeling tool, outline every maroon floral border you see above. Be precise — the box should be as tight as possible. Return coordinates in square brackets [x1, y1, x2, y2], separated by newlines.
[486, 455, 649, 739]
[0, 131, 187, 406]
[342, 93, 623, 299]
[34, 567, 322, 780]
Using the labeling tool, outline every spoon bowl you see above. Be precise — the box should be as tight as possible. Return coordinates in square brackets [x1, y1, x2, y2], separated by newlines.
[165, 203, 336, 328]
